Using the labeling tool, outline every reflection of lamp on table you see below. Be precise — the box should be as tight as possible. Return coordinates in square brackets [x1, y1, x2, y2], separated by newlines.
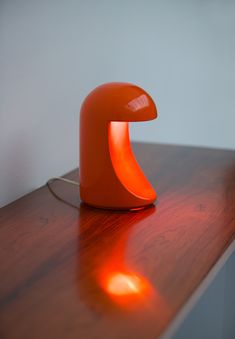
[77, 203, 170, 335]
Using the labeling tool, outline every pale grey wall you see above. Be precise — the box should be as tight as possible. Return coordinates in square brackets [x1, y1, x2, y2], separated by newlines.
[1, 0, 235, 207]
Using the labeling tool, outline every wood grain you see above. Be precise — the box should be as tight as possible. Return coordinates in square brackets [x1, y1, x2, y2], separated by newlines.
[1, 142, 235, 339]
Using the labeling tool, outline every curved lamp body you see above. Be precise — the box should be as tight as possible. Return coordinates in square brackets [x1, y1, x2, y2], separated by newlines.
[79, 82, 157, 210]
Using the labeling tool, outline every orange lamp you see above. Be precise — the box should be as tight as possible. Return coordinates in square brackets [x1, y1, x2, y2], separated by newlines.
[79, 82, 157, 210]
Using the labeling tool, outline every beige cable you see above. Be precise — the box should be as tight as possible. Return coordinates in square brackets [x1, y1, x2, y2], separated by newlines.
[46, 176, 79, 209]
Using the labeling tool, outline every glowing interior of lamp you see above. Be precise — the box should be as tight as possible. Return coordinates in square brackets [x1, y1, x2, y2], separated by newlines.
[108, 121, 156, 199]
[106, 272, 145, 296]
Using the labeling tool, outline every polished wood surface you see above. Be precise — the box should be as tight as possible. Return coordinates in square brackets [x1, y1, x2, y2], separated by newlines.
[1, 142, 235, 339]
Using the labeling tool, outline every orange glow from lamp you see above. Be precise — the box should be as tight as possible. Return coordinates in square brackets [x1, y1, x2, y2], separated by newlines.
[100, 269, 156, 309]
[106, 272, 147, 296]
[79, 82, 158, 210]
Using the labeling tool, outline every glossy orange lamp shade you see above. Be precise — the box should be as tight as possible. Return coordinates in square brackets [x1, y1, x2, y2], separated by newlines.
[79, 82, 157, 210]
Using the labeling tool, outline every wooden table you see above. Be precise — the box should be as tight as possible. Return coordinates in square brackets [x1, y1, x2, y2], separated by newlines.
[1, 142, 235, 339]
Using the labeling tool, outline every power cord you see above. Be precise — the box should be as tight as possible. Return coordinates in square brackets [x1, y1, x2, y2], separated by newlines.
[46, 177, 79, 187]
[46, 177, 80, 209]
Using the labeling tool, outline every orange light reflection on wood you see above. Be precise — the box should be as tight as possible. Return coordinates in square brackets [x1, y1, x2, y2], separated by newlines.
[106, 272, 145, 296]
[99, 268, 157, 310]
